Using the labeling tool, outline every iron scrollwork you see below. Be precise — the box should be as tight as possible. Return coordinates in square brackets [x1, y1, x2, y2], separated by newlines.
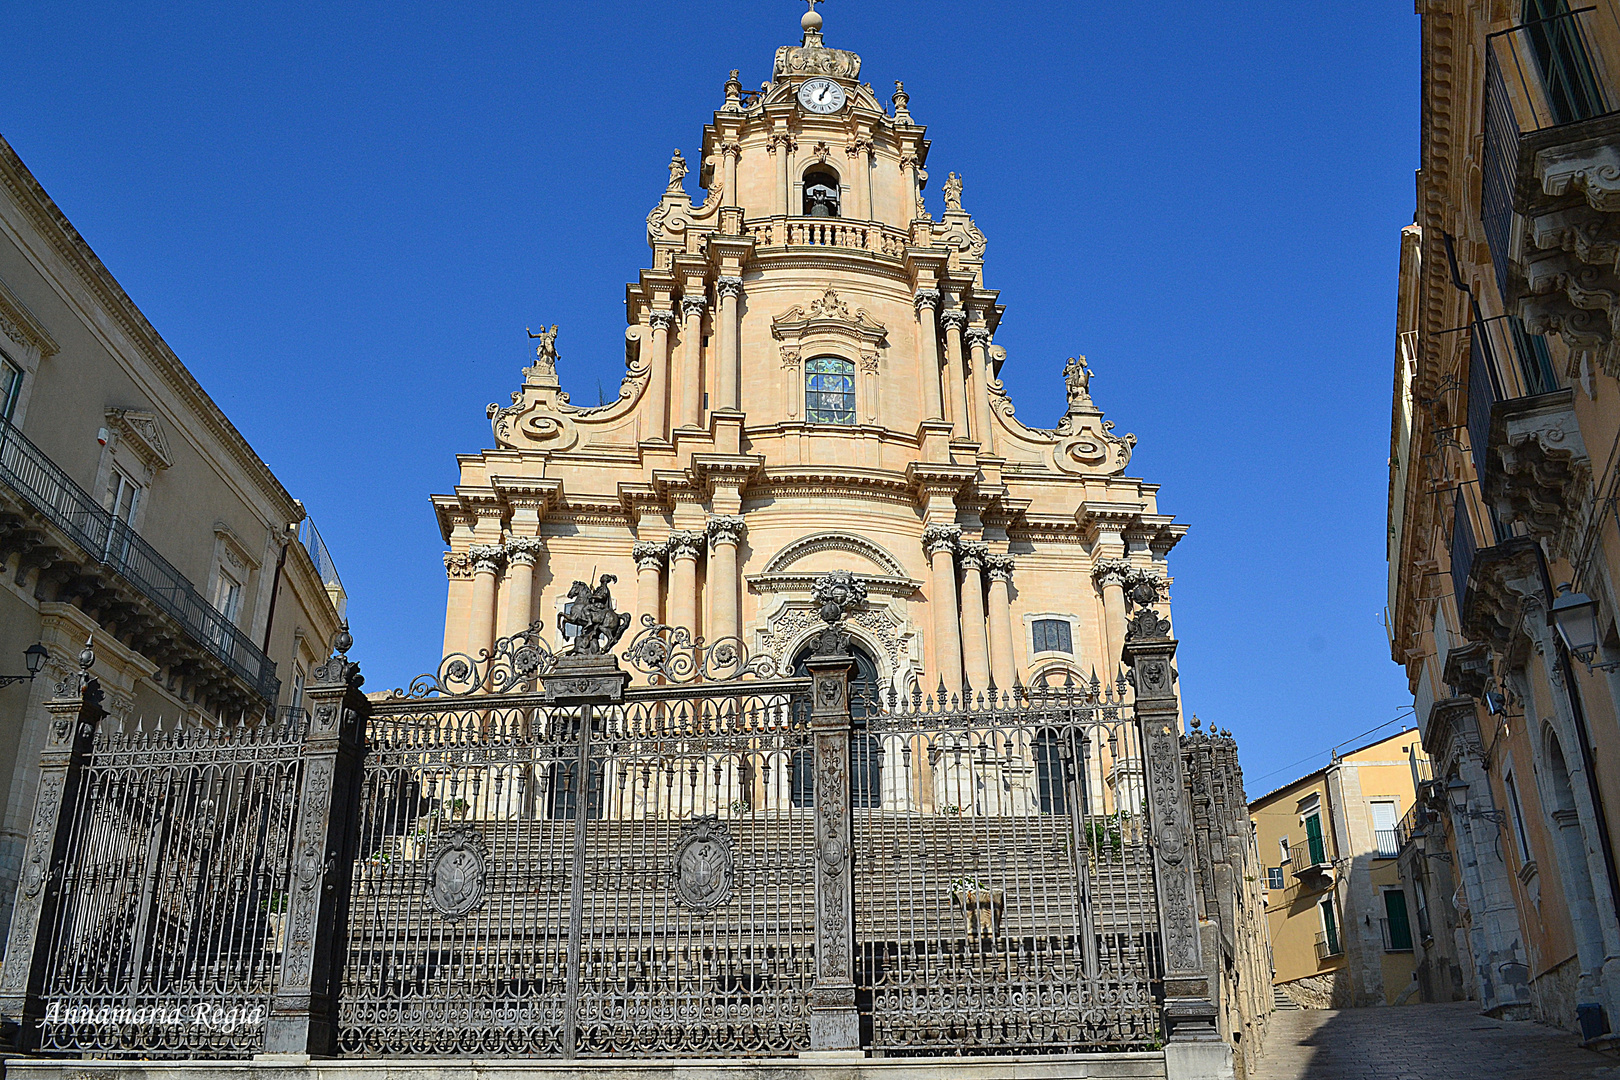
[392, 621, 558, 698]
[622, 615, 781, 683]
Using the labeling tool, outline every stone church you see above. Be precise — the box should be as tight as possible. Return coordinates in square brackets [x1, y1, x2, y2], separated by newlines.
[433, 7, 1184, 702]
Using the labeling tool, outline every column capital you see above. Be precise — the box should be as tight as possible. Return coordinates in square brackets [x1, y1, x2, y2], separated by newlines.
[957, 540, 988, 570]
[964, 326, 993, 349]
[985, 554, 1016, 582]
[667, 530, 706, 561]
[715, 276, 744, 300]
[1091, 556, 1132, 589]
[504, 537, 545, 566]
[719, 141, 743, 160]
[922, 523, 962, 557]
[913, 288, 941, 313]
[468, 544, 506, 575]
[706, 514, 747, 548]
[632, 540, 668, 571]
[939, 308, 968, 332]
[443, 551, 473, 580]
[648, 309, 677, 331]
[681, 295, 708, 319]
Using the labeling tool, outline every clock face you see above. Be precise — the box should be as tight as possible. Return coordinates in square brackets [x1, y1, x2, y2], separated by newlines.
[798, 78, 847, 114]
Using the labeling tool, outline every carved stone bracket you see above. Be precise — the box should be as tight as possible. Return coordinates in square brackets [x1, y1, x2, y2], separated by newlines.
[1458, 536, 1548, 648]
[1485, 389, 1591, 560]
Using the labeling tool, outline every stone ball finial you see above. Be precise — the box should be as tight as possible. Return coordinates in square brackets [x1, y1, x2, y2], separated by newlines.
[802, 0, 823, 33]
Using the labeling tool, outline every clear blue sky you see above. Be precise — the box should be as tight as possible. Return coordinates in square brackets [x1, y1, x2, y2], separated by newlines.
[0, 1, 1418, 789]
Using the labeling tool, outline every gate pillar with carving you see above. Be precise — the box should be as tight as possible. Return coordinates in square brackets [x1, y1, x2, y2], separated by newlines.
[265, 631, 369, 1056]
[1123, 615, 1234, 1080]
[804, 615, 858, 1051]
[0, 645, 104, 1050]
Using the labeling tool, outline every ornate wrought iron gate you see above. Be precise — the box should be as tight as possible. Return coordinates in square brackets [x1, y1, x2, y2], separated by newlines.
[338, 675, 818, 1057]
[853, 682, 1161, 1054]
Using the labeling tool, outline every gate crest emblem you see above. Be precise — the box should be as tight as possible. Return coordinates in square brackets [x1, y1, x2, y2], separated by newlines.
[427, 827, 488, 920]
[672, 816, 734, 911]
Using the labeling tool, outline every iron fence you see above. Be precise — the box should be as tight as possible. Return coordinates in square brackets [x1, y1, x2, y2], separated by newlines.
[1, 608, 1214, 1061]
[852, 682, 1161, 1054]
[32, 716, 306, 1056]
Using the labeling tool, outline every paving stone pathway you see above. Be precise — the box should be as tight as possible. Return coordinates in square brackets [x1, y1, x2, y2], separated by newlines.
[1250, 1001, 1620, 1079]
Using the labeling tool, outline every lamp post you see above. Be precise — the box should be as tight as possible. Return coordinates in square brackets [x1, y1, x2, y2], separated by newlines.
[0, 643, 47, 689]
[1550, 583, 1620, 673]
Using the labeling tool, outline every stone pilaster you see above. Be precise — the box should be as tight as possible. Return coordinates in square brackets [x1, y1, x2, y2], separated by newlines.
[706, 515, 747, 644]
[914, 289, 943, 422]
[986, 554, 1017, 692]
[803, 622, 857, 1050]
[965, 325, 997, 453]
[923, 523, 963, 697]
[632, 540, 667, 630]
[467, 543, 506, 664]
[715, 278, 743, 413]
[666, 530, 705, 638]
[1093, 556, 1132, 676]
[647, 309, 676, 442]
[500, 537, 544, 641]
[939, 308, 970, 439]
[957, 540, 990, 694]
[676, 295, 707, 431]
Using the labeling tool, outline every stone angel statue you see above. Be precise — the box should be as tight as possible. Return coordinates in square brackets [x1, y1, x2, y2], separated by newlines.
[942, 172, 963, 212]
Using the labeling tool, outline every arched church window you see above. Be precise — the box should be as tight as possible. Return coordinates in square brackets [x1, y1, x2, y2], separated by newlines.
[803, 170, 841, 217]
[805, 355, 855, 425]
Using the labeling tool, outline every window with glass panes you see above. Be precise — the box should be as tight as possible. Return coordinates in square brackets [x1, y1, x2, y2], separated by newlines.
[805, 355, 855, 424]
[1032, 618, 1073, 654]
[0, 355, 21, 422]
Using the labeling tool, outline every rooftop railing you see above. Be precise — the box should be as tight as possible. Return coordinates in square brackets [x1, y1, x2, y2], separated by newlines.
[0, 414, 279, 703]
[1483, 5, 1620, 296]
[743, 215, 911, 258]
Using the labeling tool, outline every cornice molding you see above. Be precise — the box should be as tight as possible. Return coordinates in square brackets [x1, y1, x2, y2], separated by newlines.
[0, 273, 58, 358]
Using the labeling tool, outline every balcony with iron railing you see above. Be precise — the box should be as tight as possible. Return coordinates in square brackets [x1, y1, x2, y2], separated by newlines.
[1374, 828, 1401, 859]
[1482, 5, 1620, 311]
[1314, 929, 1343, 963]
[0, 414, 279, 704]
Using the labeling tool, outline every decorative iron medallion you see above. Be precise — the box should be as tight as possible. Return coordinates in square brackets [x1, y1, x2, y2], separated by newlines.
[672, 816, 734, 912]
[427, 827, 488, 920]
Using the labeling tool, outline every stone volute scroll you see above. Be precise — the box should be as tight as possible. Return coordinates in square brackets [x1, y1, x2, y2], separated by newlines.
[487, 323, 652, 453]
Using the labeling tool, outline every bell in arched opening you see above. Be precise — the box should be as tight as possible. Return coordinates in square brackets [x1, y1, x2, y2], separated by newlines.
[803, 170, 841, 217]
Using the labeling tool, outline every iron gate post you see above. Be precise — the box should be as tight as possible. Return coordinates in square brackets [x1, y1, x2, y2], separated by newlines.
[265, 637, 369, 1055]
[803, 620, 858, 1051]
[0, 649, 104, 1050]
[1122, 621, 1233, 1080]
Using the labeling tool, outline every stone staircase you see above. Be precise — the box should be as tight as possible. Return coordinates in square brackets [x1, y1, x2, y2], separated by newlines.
[1273, 985, 1302, 1010]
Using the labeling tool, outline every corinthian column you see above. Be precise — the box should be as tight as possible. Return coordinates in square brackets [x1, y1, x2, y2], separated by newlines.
[985, 555, 1017, 693]
[940, 309, 970, 439]
[442, 552, 473, 659]
[666, 531, 705, 637]
[957, 541, 990, 696]
[675, 295, 707, 430]
[467, 544, 506, 660]
[647, 310, 675, 442]
[1093, 557, 1132, 675]
[721, 142, 741, 207]
[632, 541, 667, 629]
[715, 278, 743, 412]
[706, 516, 746, 643]
[500, 537, 544, 640]
[965, 326, 997, 453]
[923, 524, 963, 698]
[915, 290, 943, 421]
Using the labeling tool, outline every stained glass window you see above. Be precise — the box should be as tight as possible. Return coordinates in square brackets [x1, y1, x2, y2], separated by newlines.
[805, 355, 855, 424]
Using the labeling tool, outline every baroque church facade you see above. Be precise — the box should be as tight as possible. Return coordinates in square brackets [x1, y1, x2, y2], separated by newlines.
[434, 8, 1184, 711]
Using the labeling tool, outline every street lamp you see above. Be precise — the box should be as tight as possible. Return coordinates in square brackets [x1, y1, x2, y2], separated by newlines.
[1550, 583, 1620, 673]
[0, 643, 48, 689]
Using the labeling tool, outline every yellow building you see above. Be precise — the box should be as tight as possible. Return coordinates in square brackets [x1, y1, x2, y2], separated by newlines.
[432, 7, 1184, 704]
[1387, 0, 1620, 1037]
[1250, 730, 1426, 1007]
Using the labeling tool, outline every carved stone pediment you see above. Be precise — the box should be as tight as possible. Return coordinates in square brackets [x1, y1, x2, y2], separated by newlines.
[1459, 536, 1547, 647]
[1485, 388, 1591, 559]
[1441, 641, 1493, 700]
[773, 43, 861, 81]
[104, 409, 172, 475]
[771, 287, 887, 342]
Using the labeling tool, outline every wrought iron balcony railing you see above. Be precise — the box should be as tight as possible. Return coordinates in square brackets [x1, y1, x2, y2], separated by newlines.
[0, 415, 279, 703]
[1483, 5, 1620, 297]
[1374, 828, 1401, 859]
[1314, 929, 1343, 962]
